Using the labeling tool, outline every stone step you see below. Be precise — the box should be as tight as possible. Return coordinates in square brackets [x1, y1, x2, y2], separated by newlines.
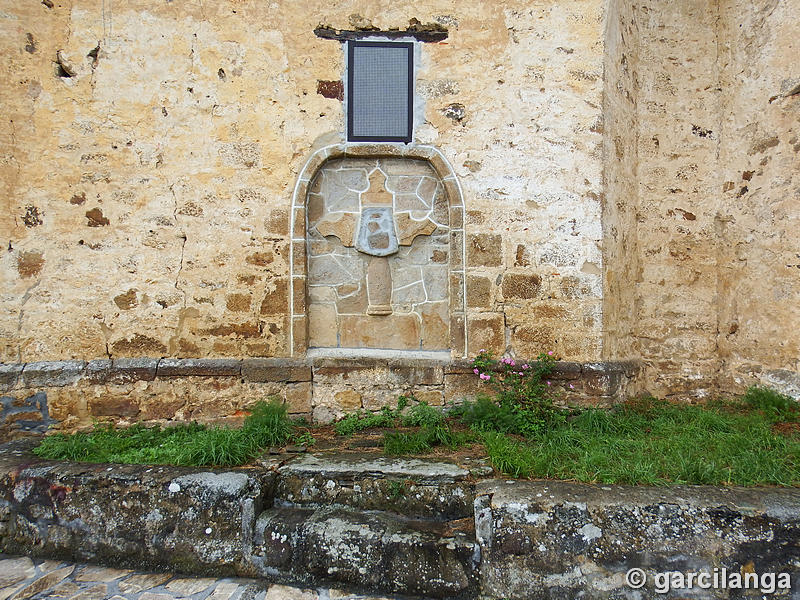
[269, 452, 491, 521]
[251, 505, 479, 599]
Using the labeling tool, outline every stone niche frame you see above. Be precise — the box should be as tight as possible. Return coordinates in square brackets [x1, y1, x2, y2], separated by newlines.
[289, 143, 467, 358]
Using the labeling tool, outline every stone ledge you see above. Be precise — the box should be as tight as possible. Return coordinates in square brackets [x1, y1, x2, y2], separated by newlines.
[110, 358, 159, 383]
[21, 361, 86, 388]
[242, 358, 311, 382]
[446, 359, 638, 378]
[476, 480, 800, 599]
[1, 441, 798, 600]
[157, 358, 242, 377]
[0, 439, 272, 578]
[0, 364, 24, 392]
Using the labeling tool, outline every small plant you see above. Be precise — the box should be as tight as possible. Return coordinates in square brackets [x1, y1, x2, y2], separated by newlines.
[388, 479, 408, 499]
[241, 398, 294, 448]
[333, 396, 409, 436]
[743, 386, 798, 422]
[293, 430, 316, 447]
[384, 400, 468, 455]
[384, 430, 435, 455]
[469, 349, 565, 437]
[480, 431, 537, 478]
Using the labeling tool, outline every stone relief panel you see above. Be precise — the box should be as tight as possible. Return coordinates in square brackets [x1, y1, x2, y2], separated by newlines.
[306, 158, 450, 351]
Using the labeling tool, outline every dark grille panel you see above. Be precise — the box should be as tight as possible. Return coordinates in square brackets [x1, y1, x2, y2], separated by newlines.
[347, 42, 413, 142]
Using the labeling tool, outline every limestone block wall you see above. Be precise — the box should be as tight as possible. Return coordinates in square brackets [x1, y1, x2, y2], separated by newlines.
[715, 0, 800, 395]
[0, 0, 606, 366]
[600, 0, 800, 399]
[601, 0, 640, 364]
[5, 0, 796, 414]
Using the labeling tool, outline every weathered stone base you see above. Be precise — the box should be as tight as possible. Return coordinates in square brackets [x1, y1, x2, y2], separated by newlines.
[0, 357, 640, 440]
[1, 441, 798, 599]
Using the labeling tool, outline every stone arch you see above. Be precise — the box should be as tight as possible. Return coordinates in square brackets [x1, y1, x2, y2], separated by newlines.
[288, 144, 466, 358]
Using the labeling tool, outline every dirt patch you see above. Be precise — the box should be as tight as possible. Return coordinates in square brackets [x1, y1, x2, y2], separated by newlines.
[290, 422, 489, 463]
[773, 421, 800, 437]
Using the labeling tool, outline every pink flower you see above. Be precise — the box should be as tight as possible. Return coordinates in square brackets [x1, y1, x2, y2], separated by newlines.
[522, 364, 530, 369]
[473, 368, 480, 374]
[569, 383, 575, 389]
[548, 350, 554, 356]
[479, 373, 491, 381]
[546, 380, 551, 386]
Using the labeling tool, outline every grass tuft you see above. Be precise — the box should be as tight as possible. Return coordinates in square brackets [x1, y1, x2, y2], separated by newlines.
[473, 390, 799, 485]
[33, 398, 295, 467]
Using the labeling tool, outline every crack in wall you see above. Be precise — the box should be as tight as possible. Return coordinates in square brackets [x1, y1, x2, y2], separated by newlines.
[168, 184, 190, 355]
[17, 281, 41, 362]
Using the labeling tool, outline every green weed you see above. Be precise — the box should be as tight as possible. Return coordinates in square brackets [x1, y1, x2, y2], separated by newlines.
[743, 386, 799, 422]
[34, 398, 294, 467]
[479, 391, 800, 485]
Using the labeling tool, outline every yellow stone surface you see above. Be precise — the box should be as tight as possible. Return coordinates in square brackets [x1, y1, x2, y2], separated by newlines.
[0, 0, 796, 408]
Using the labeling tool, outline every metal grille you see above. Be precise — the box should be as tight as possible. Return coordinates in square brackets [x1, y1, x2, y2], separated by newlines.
[347, 42, 413, 142]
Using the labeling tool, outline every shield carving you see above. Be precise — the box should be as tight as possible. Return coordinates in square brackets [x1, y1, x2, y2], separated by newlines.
[354, 207, 399, 257]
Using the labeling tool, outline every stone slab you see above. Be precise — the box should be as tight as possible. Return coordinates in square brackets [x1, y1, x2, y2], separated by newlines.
[0, 364, 24, 392]
[242, 358, 311, 383]
[281, 452, 469, 481]
[109, 358, 159, 383]
[475, 480, 800, 599]
[252, 505, 477, 598]
[157, 358, 242, 377]
[85, 360, 112, 384]
[21, 361, 86, 388]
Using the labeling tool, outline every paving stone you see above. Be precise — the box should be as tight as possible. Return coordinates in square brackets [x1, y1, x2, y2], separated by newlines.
[139, 594, 177, 600]
[264, 585, 318, 600]
[164, 577, 216, 596]
[0, 586, 25, 600]
[38, 560, 67, 573]
[235, 583, 268, 600]
[0, 557, 35, 588]
[40, 581, 80, 598]
[9, 566, 74, 600]
[118, 573, 173, 594]
[74, 566, 131, 582]
[66, 584, 107, 600]
[206, 582, 243, 600]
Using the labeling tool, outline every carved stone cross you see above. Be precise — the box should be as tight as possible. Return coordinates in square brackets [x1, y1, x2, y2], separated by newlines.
[315, 169, 437, 315]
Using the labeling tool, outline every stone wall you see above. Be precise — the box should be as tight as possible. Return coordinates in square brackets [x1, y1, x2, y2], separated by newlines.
[1, 0, 605, 365]
[600, 0, 800, 399]
[2, 0, 799, 413]
[715, 0, 800, 396]
[0, 357, 637, 439]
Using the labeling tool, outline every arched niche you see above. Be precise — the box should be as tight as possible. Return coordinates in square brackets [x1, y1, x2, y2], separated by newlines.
[288, 144, 466, 358]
